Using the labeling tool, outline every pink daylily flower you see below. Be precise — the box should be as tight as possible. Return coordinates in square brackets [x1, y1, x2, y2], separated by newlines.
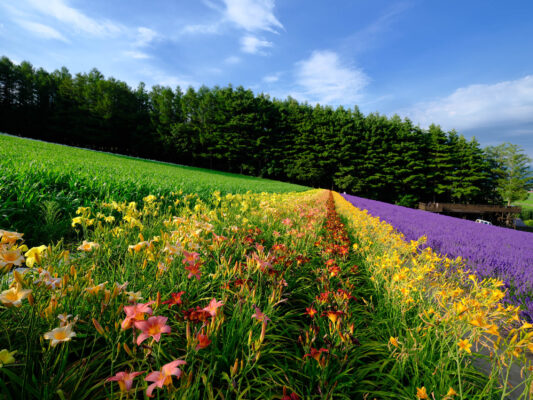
[202, 298, 224, 317]
[121, 301, 154, 330]
[134, 316, 171, 345]
[251, 305, 271, 325]
[145, 360, 186, 397]
[107, 370, 144, 392]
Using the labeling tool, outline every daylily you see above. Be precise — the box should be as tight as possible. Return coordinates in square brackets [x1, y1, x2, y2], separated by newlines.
[416, 386, 429, 399]
[202, 298, 224, 317]
[114, 281, 128, 292]
[77, 241, 100, 252]
[24, 245, 47, 268]
[85, 282, 107, 295]
[446, 387, 457, 397]
[281, 218, 292, 227]
[195, 331, 212, 350]
[182, 250, 200, 265]
[0, 249, 25, 268]
[457, 338, 472, 354]
[125, 291, 143, 303]
[163, 242, 182, 255]
[162, 291, 185, 308]
[44, 324, 76, 347]
[128, 241, 149, 253]
[0, 349, 17, 366]
[0, 230, 23, 244]
[121, 301, 154, 329]
[303, 347, 328, 367]
[251, 306, 271, 325]
[305, 307, 317, 318]
[145, 359, 186, 397]
[107, 370, 144, 393]
[184, 263, 202, 280]
[323, 310, 343, 325]
[135, 316, 171, 345]
[57, 314, 76, 326]
[183, 307, 211, 323]
[0, 286, 32, 307]
[281, 387, 300, 400]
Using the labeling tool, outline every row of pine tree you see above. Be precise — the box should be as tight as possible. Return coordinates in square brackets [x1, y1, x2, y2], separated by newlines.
[0, 56, 500, 206]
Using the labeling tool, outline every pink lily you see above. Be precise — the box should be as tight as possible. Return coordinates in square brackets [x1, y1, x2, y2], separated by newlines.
[134, 316, 171, 345]
[107, 370, 144, 392]
[202, 298, 224, 317]
[145, 360, 186, 397]
[121, 301, 154, 330]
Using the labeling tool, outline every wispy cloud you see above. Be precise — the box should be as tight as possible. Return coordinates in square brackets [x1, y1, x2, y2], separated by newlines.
[15, 20, 69, 42]
[182, 0, 282, 55]
[123, 50, 150, 60]
[181, 22, 223, 35]
[263, 72, 280, 83]
[224, 55, 241, 64]
[241, 35, 272, 54]
[399, 75, 533, 132]
[135, 27, 158, 47]
[222, 0, 283, 33]
[340, 2, 411, 55]
[291, 50, 369, 105]
[25, 0, 122, 37]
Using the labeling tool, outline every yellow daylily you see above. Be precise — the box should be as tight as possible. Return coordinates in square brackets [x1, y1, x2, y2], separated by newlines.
[24, 245, 47, 268]
[0, 349, 17, 367]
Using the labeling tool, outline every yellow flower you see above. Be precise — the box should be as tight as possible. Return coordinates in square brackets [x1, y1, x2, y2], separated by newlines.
[0, 249, 25, 268]
[43, 324, 76, 347]
[77, 241, 99, 252]
[0, 286, 32, 307]
[0, 349, 17, 366]
[485, 324, 500, 337]
[457, 339, 472, 354]
[24, 245, 47, 268]
[469, 314, 487, 328]
[71, 217, 83, 227]
[104, 216, 115, 223]
[0, 230, 24, 244]
[143, 195, 157, 203]
[389, 336, 399, 348]
[446, 387, 457, 396]
[416, 386, 428, 399]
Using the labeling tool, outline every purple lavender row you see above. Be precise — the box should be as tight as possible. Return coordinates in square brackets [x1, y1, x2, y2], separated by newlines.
[341, 193, 533, 321]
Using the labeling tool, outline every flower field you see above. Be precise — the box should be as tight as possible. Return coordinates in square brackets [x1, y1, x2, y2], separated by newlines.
[1, 181, 532, 398]
[342, 194, 533, 322]
[0, 134, 307, 245]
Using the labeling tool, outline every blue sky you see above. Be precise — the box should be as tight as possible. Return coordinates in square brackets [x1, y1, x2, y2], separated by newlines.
[1, 0, 533, 159]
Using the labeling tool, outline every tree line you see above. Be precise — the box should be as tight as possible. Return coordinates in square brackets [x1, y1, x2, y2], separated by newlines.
[1, 56, 527, 206]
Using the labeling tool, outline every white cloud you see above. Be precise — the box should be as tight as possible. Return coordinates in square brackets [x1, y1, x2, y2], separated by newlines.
[135, 27, 157, 47]
[15, 20, 69, 42]
[224, 55, 241, 64]
[123, 50, 150, 59]
[223, 0, 283, 33]
[263, 73, 280, 83]
[241, 35, 272, 54]
[400, 75, 533, 132]
[25, 0, 122, 37]
[291, 50, 369, 105]
[181, 22, 222, 35]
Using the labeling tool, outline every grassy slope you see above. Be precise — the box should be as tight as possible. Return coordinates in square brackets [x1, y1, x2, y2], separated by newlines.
[515, 193, 533, 207]
[0, 134, 308, 244]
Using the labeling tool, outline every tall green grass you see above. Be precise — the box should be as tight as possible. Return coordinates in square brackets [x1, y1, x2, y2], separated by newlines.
[0, 134, 307, 245]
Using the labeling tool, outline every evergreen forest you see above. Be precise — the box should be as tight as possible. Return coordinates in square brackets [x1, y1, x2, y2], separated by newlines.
[0, 56, 502, 206]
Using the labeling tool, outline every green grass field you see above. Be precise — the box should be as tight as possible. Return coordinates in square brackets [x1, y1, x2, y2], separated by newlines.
[515, 192, 533, 206]
[0, 134, 307, 244]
